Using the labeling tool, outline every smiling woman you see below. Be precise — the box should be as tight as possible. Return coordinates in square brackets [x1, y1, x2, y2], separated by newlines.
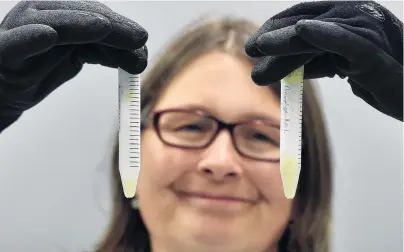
[96, 17, 332, 252]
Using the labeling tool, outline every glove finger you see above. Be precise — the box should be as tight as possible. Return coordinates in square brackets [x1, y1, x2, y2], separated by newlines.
[246, 15, 314, 57]
[255, 25, 323, 56]
[24, 9, 112, 45]
[271, 1, 334, 19]
[32, 0, 148, 50]
[94, 17, 148, 51]
[251, 54, 315, 85]
[97, 45, 148, 74]
[302, 54, 341, 79]
[75, 44, 147, 73]
[74, 45, 118, 68]
[245, 1, 334, 57]
[0, 24, 57, 66]
[326, 18, 387, 53]
[295, 19, 377, 61]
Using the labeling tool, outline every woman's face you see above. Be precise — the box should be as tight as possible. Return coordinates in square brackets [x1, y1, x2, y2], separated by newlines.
[138, 51, 293, 252]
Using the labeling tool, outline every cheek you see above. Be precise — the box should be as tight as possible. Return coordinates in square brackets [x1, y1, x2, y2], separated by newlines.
[139, 131, 197, 189]
[137, 132, 200, 235]
[245, 163, 293, 237]
[245, 163, 292, 205]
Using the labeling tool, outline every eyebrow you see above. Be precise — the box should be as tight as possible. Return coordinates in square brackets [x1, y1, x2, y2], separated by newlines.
[243, 114, 280, 126]
[176, 104, 280, 127]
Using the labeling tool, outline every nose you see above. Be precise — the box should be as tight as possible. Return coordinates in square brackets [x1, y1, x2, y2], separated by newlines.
[196, 130, 243, 182]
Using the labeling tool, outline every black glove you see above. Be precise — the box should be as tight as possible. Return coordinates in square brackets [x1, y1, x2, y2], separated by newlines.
[245, 1, 403, 121]
[0, 0, 148, 132]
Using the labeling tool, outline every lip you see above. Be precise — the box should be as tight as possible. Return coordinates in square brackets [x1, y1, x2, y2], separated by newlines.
[177, 191, 254, 203]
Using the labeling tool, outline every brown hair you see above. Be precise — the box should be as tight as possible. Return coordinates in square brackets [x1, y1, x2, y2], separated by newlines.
[95, 16, 332, 252]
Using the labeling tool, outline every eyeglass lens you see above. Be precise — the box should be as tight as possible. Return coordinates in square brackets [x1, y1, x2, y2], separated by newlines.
[157, 111, 280, 161]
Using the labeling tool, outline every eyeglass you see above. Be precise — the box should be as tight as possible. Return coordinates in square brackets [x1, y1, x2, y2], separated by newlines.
[143, 109, 280, 162]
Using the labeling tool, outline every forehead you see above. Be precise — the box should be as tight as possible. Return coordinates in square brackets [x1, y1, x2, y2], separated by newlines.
[154, 51, 280, 123]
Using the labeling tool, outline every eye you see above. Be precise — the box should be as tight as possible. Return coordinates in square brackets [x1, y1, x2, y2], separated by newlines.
[178, 124, 203, 131]
[175, 121, 214, 133]
[248, 131, 278, 146]
[252, 132, 270, 141]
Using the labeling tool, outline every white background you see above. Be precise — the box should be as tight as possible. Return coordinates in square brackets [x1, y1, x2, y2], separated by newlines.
[0, 1, 402, 252]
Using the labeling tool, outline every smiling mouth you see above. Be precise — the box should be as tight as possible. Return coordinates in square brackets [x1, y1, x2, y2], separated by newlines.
[176, 191, 254, 204]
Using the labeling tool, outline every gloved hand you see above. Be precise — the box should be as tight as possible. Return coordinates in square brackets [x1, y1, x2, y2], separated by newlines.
[0, 0, 148, 132]
[245, 1, 403, 121]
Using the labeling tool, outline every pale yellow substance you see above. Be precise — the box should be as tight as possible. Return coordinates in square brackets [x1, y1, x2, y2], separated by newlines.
[283, 66, 304, 84]
[280, 155, 299, 199]
[122, 178, 137, 198]
[126, 92, 136, 103]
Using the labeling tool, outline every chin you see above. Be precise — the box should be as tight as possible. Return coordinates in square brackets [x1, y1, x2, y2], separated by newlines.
[183, 229, 262, 252]
[184, 231, 243, 252]
[176, 212, 248, 247]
